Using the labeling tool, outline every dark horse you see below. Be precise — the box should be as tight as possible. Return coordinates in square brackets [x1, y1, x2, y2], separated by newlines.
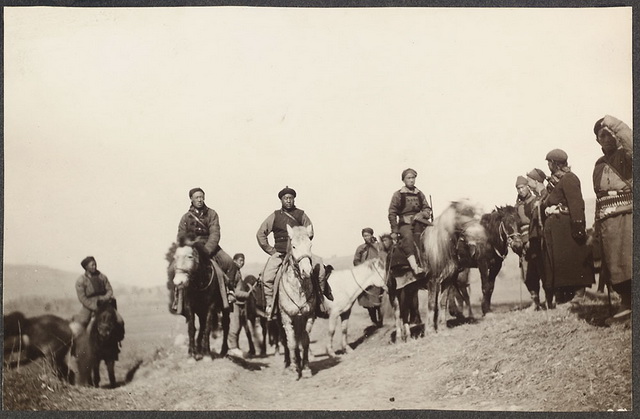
[463, 205, 523, 315]
[244, 274, 280, 357]
[3, 311, 74, 383]
[167, 235, 229, 360]
[75, 298, 124, 388]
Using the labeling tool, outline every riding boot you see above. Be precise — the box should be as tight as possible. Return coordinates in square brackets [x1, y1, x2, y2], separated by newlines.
[407, 255, 424, 275]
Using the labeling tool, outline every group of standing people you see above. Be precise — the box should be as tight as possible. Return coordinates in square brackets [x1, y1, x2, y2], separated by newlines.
[514, 115, 632, 322]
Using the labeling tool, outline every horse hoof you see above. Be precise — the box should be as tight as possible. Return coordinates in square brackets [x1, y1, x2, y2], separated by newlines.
[301, 368, 312, 379]
[344, 346, 353, 354]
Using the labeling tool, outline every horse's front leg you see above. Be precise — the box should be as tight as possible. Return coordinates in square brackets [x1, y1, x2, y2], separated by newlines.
[92, 361, 101, 388]
[202, 307, 215, 359]
[340, 310, 352, 354]
[259, 317, 268, 356]
[280, 314, 297, 376]
[106, 359, 116, 388]
[326, 312, 339, 357]
[300, 317, 313, 379]
[390, 295, 403, 343]
[187, 310, 197, 357]
[220, 308, 230, 357]
[478, 261, 493, 315]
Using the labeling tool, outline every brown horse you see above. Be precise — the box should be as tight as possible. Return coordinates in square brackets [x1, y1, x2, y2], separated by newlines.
[168, 236, 229, 360]
[3, 311, 75, 383]
[75, 298, 123, 388]
[463, 205, 523, 315]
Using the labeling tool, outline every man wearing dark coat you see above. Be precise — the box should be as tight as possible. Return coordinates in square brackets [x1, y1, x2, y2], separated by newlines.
[540, 149, 595, 307]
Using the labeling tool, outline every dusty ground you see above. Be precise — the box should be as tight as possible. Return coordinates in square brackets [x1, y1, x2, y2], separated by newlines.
[2, 272, 633, 412]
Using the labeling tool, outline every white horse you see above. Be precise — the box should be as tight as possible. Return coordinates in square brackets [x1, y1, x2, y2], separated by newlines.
[321, 258, 388, 357]
[277, 224, 316, 378]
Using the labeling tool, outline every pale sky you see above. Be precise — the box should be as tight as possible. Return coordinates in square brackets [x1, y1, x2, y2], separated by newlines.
[3, 6, 632, 288]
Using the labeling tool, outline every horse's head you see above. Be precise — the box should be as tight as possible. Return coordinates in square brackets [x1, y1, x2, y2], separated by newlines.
[286, 224, 313, 279]
[496, 205, 523, 255]
[172, 243, 200, 287]
[95, 299, 118, 341]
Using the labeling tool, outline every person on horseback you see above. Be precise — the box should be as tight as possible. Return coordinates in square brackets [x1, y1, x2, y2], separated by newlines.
[514, 176, 546, 311]
[176, 187, 238, 304]
[388, 168, 432, 275]
[257, 186, 333, 320]
[353, 227, 384, 327]
[72, 256, 124, 341]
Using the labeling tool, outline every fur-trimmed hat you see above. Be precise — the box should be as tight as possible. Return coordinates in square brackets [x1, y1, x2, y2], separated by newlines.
[278, 186, 296, 199]
[81, 256, 96, 270]
[527, 168, 547, 183]
[189, 187, 204, 198]
[233, 253, 245, 261]
[545, 149, 568, 163]
[401, 168, 417, 180]
[515, 176, 529, 187]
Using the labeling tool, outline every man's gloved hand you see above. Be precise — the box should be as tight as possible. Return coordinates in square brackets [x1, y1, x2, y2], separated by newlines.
[570, 220, 587, 244]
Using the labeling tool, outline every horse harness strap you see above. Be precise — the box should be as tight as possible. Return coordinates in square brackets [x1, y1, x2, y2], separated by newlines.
[350, 265, 382, 298]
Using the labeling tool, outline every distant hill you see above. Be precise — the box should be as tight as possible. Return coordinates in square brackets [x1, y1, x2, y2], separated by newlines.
[3, 264, 137, 302]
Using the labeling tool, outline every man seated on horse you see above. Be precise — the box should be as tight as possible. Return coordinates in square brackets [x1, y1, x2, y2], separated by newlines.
[388, 168, 432, 275]
[257, 186, 333, 320]
[515, 176, 546, 311]
[175, 187, 238, 304]
[72, 256, 124, 341]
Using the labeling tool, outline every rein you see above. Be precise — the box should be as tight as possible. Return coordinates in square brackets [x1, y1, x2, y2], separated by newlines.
[279, 247, 314, 316]
[494, 221, 521, 260]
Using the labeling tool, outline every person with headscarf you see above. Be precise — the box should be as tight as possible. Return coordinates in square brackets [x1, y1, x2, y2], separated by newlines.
[592, 115, 633, 322]
[175, 187, 238, 304]
[256, 186, 333, 320]
[388, 168, 432, 275]
[514, 176, 545, 310]
[72, 256, 124, 339]
[540, 149, 595, 308]
[353, 227, 384, 327]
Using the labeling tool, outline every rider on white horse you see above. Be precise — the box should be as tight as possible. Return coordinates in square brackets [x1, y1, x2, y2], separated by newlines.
[256, 186, 333, 319]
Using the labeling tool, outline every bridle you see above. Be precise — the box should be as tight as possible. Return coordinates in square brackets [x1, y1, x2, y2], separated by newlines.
[495, 221, 521, 260]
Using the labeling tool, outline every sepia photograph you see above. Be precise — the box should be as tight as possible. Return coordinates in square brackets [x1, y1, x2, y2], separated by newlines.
[2, 3, 633, 412]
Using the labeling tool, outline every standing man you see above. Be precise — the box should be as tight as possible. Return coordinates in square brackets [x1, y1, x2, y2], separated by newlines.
[257, 186, 332, 319]
[353, 228, 384, 327]
[72, 256, 125, 341]
[514, 176, 546, 310]
[592, 115, 633, 322]
[227, 253, 252, 359]
[388, 168, 432, 275]
[176, 187, 237, 303]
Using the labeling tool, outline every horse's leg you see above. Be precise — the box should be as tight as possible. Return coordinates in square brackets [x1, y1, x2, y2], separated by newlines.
[410, 285, 423, 338]
[463, 284, 473, 319]
[244, 315, 256, 357]
[486, 261, 502, 313]
[398, 289, 409, 342]
[390, 295, 402, 343]
[202, 307, 215, 358]
[220, 309, 230, 357]
[432, 281, 441, 332]
[305, 317, 315, 359]
[53, 348, 71, 383]
[300, 317, 313, 379]
[106, 359, 116, 388]
[193, 313, 204, 361]
[93, 360, 101, 388]
[280, 314, 297, 375]
[326, 311, 339, 357]
[340, 310, 352, 354]
[479, 261, 493, 315]
[259, 317, 267, 356]
[187, 310, 197, 357]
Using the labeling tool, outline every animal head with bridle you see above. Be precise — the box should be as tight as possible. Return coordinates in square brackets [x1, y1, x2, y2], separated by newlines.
[286, 224, 314, 279]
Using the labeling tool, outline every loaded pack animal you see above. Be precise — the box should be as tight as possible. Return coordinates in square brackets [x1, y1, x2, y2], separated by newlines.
[3, 311, 75, 383]
[167, 234, 230, 360]
[274, 224, 318, 379]
[319, 258, 388, 356]
[75, 298, 124, 388]
[420, 199, 487, 332]
[463, 205, 523, 315]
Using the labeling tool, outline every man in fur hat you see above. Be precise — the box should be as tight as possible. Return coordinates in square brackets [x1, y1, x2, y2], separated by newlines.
[257, 186, 333, 319]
